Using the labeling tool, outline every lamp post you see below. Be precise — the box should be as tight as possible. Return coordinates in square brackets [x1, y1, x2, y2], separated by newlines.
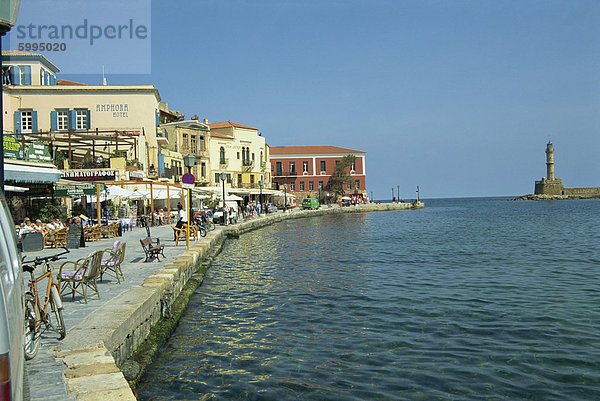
[391, 187, 394, 202]
[0, 0, 21, 193]
[258, 180, 263, 215]
[183, 154, 195, 229]
[282, 184, 287, 212]
[397, 185, 400, 203]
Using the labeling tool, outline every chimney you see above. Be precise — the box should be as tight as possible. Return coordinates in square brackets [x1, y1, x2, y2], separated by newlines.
[203, 118, 208, 124]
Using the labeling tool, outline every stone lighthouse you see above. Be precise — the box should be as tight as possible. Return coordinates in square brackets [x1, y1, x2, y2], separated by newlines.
[534, 140, 564, 195]
[546, 140, 555, 180]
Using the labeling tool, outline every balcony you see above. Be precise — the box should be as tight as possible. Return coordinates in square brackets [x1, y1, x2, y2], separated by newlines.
[273, 171, 300, 177]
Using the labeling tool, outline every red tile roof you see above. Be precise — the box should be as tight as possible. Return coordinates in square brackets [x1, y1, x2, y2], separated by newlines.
[210, 132, 233, 139]
[269, 145, 366, 155]
[57, 79, 87, 86]
[208, 121, 258, 131]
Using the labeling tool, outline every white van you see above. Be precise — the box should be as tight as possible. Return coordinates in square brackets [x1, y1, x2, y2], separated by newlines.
[0, 191, 24, 401]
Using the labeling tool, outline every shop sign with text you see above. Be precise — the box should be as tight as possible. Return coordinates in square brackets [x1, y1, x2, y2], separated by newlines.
[55, 183, 96, 197]
[25, 141, 52, 163]
[3, 135, 23, 159]
[62, 169, 116, 181]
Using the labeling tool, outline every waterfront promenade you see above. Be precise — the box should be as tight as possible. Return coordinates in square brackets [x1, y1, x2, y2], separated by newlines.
[22, 202, 423, 401]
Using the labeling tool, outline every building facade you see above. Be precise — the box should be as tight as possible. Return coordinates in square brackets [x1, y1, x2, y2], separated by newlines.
[2, 51, 162, 183]
[158, 119, 211, 185]
[207, 121, 271, 189]
[269, 145, 367, 199]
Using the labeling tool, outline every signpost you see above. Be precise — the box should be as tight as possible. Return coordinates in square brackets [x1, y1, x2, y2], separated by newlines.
[182, 172, 194, 250]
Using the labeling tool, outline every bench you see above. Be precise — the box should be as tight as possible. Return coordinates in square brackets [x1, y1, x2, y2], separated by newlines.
[140, 237, 165, 262]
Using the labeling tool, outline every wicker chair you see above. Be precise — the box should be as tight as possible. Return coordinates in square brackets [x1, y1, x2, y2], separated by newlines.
[57, 250, 103, 303]
[54, 227, 68, 247]
[100, 240, 126, 283]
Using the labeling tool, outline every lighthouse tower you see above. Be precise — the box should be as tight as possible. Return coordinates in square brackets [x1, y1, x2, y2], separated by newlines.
[546, 140, 555, 180]
[534, 140, 563, 195]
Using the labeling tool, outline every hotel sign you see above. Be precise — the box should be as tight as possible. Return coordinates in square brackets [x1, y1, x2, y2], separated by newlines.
[96, 103, 129, 118]
[25, 141, 52, 163]
[3, 135, 23, 159]
[62, 169, 116, 181]
[55, 183, 96, 197]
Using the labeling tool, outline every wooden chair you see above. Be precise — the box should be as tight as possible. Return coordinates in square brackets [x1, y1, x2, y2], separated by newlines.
[172, 226, 187, 246]
[57, 250, 103, 303]
[110, 222, 121, 237]
[44, 230, 57, 248]
[84, 226, 96, 242]
[100, 240, 126, 283]
[54, 227, 68, 247]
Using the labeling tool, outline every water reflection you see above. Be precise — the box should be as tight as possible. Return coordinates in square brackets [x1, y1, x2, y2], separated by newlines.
[138, 200, 600, 400]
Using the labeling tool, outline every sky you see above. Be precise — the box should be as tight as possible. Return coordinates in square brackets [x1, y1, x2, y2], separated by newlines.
[7, 0, 600, 199]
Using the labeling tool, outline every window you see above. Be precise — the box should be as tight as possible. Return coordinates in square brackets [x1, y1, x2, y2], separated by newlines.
[21, 111, 32, 133]
[299, 181, 305, 191]
[220, 147, 226, 164]
[199, 136, 205, 151]
[318, 181, 324, 190]
[309, 181, 314, 190]
[351, 161, 356, 171]
[276, 162, 282, 176]
[191, 135, 197, 153]
[19, 68, 26, 85]
[182, 134, 188, 152]
[237, 151, 240, 159]
[76, 109, 87, 130]
[303, 161, 309, 173]
[201, 162, 206, 178]
[238, 174, 242, 186]
[290, 182, 295, 191]
[215, 173, 221, 183]
[336, 160, 340, 166]
[260, 151, 263, 164]
[289, 162, 296, 174]
[250, 175, 255, 184]
[320, 161, 326, 172]
[355, 180, 360, 190]
[57, 110, 68, 130]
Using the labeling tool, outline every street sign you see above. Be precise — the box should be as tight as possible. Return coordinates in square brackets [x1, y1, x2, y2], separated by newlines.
[182, 183, 194, 189]
[182, 173, 195, 185]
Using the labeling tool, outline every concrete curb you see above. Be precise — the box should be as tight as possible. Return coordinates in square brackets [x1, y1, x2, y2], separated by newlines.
[54, 202, 422, 399]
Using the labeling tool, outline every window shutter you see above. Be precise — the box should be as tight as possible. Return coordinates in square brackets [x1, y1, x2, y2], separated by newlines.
[40, 69, 44, 85]
[50, 111, 58, 131]
[51, 75, 56, 85]
[69, 110, 76, 130]
[155, 110, 159, 127]
[32, 111, 38, 132]
[11, 66, 19, 85]
[14, 111, 21, 134]
[86, 109, 91, 129]
[24, 66, 32, 85]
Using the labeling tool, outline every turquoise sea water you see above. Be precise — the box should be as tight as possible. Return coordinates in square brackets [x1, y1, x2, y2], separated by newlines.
[137, 197, 600, 400]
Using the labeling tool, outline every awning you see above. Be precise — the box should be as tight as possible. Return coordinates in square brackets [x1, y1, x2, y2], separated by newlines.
[5, 162, 62, 183]
[5, 185, 29, 193]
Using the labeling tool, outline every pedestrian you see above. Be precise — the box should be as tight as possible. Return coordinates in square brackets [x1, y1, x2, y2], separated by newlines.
[175, 203, 186, 239]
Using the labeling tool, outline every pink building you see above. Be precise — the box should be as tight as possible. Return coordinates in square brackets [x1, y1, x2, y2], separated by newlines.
[269, 145, 367, 200]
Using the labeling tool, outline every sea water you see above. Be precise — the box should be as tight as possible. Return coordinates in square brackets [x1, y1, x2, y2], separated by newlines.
[137, 197, 600, 400]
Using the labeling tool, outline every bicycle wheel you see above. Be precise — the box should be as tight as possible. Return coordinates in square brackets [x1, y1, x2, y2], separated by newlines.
[199, 227, 207, 237]
[207, 221, 215, 231]
[23, 292, 40, 360]
[49, 285, 66, 340]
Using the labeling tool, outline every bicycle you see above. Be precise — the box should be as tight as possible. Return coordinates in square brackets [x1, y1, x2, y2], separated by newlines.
[22, 247, 70, 360]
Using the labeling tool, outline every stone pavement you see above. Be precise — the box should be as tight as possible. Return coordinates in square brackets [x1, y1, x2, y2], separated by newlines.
[21, 223, 221, 401]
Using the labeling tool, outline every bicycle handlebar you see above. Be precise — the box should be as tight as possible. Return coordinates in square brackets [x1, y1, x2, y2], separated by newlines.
[22, 247, 70, 265]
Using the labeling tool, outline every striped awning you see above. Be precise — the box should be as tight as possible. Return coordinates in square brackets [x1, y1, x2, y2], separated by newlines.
[4, 162, 62, 183]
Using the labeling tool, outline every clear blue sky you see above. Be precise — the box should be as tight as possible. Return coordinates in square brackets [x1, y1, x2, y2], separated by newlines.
[10, 0, 600, 199]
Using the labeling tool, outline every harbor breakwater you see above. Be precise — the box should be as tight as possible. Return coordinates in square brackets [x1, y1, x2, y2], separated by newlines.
[54, 202, 423, 400]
